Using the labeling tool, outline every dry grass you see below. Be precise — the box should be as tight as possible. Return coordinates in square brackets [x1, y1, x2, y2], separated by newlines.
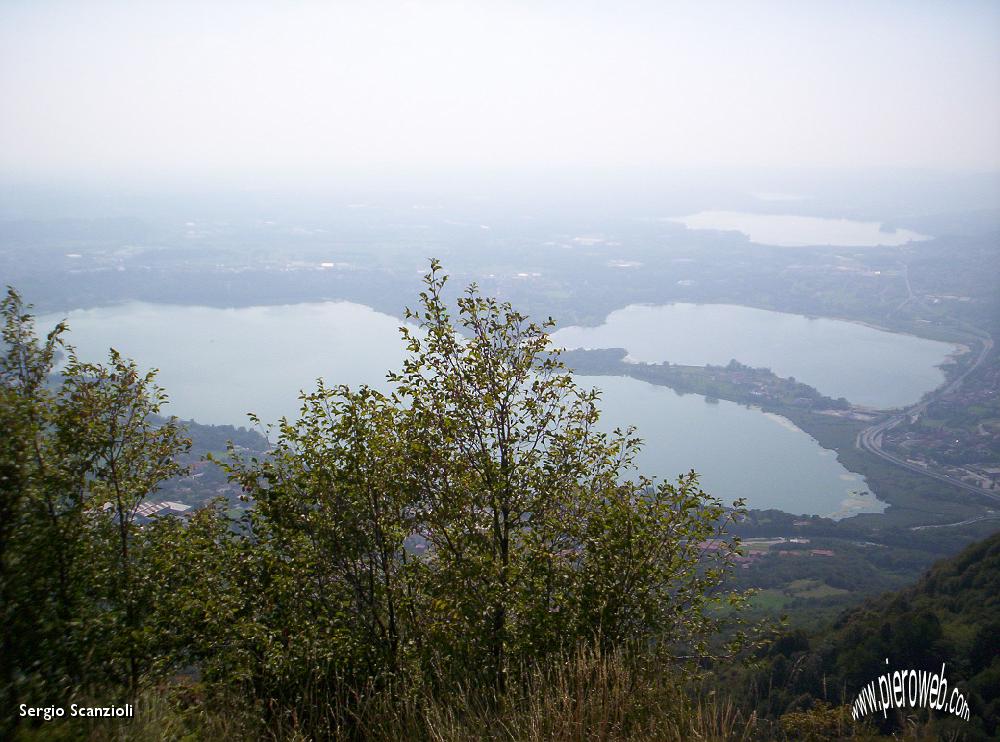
[14, 649, 910, 741]
[353, 645, 760, 742]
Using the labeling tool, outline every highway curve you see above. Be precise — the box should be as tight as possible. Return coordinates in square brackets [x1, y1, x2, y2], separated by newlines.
[855, 330, 999, 505]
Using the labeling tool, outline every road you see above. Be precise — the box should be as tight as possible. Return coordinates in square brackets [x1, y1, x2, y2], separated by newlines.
[855, 330, 999, 505]
[910, 513, 1000, 531]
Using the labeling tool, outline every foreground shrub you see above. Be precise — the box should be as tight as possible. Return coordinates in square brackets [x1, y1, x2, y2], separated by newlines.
[4, 266, 755, 739]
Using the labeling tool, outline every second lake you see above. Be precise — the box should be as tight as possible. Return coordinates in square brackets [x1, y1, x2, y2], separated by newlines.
[551, 303, 958, 409]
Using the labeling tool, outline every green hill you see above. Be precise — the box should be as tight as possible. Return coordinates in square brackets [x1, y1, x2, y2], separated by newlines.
[748, 531, 1000, 738]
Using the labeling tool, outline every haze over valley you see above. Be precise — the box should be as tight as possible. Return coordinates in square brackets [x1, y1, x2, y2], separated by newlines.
[3, 2, 1000, 737]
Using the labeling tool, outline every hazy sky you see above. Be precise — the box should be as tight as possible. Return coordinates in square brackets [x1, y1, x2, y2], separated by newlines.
[2, 0, 998, 186]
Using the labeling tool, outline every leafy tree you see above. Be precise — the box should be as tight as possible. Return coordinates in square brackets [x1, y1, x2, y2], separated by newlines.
[0, 288, 70, 713]
[137, 501, 260, 686]
[0, 287, 189, 732]
[224, 262, 752, 711]
[216, 383, 418, 728]
[58, 349, 189, 693]
[391, 263, 751, 689]
[3, 270, 754, 737]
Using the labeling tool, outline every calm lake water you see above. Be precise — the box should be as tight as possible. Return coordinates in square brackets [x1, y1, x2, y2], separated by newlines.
[41, 301, 883, 518]
[669, 210, 929, 247]
[584, 376, 879, 518]
[552, 303, 957, 409]
[45, 302, 411, 425]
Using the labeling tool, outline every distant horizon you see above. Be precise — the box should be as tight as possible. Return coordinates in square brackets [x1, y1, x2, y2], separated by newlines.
[3, 1, 999, 183]
[2, 165, 999, 224]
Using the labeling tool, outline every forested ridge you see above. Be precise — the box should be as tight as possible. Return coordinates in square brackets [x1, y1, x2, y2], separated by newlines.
[2, 265, 997, 741]
[735, 532, 1000, 740]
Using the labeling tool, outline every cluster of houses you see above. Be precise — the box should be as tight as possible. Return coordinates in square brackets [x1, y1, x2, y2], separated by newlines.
[696, 537, 835, 568]
[133, 500, 192, 524]
[886, 361, 1000, 479]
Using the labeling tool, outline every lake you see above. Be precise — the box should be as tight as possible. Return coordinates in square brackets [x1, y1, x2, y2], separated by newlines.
[44, 302, 411, 425]
[584, 376, 878, 518]
[669, 210, 929, 247]
[41, 301, 882, 518]
[551, 303, 957, 409]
